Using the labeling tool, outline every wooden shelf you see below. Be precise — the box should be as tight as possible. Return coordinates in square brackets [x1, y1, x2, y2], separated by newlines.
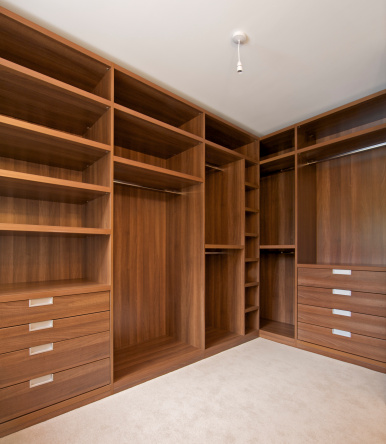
[0, 279, 111, 302]
[245, 282, 259, 288]
[245, 182, 259, 190]
[114, 67, 202, 136]
[205, 244, 244, 250]
[245, 156, 259, 167]
[205, 327, 242, 349]
[245, 305, 259, 313]
[245, 233, 258, 238]
[260, 127, 295, 161]
[0, 169, 110, 204]
[114, 157, 203, 191]
[260, 319, 295, 339]
[114, 105, 202, 159]
[0, 12, 111, 98]
[0, 116, 111, 171]
[114, 336, 202, 390]
[205, 140, 244, 166]
[245, 258, 259, 262]
[0, 223, 110, 236]
[0, 58, 110, 140]
[260, 152, 295, 176]
[297, 123, 386, 164]
[245, 207, 259, 213]
[260, 245, 295, 250]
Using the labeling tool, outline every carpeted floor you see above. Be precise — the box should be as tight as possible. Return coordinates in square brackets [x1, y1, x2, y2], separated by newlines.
[2, 338, 386, 444]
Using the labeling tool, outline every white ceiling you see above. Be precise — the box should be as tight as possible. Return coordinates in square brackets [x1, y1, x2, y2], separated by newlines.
[2, 0, 386, 136]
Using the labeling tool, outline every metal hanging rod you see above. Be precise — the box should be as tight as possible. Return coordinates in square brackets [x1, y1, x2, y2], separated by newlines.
[205, 163, 224, 172]
[113, 179, 183, 195]
[305, 141, 386, 166]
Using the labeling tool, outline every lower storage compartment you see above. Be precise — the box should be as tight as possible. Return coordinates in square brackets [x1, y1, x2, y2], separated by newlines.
[298, 322, 386, 362]
[0, 331, 110, 388]
[0, 358, 111, 423]
[298, 304, 386, 339]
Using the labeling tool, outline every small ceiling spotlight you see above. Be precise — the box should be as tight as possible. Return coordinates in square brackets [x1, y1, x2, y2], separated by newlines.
[232, 31, 247, 74]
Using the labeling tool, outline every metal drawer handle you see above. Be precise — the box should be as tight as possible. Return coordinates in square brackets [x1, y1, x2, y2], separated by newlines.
[332, 309, 351, 317]
[332, 289, 351, 296]
[29, 374, 54, 388]
[29, 343, 53, 356]
[29, 320, 53, 331]
[332, 269, 351, 275]
[332, 329, 351, 338]
[29, 297, 53, 307]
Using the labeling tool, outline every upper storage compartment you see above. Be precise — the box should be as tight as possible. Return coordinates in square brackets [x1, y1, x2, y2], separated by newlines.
[114, 68, 203, 137]
[260, 128, 295, 161]
[0, 11, 111, 99]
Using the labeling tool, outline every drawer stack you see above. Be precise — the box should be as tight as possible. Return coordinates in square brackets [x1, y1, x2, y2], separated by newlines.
[298, 267, 386, 364]
[0, 291, 111, 423]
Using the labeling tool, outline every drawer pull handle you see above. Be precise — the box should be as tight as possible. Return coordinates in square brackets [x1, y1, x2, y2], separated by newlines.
[29, 343, 53, 356]
[332, 269, 351, 275]
[332, 329, 351, 338]
[29, 297, 53, 307]
[332, 289, 351, 296]
[30, 374, 54, 388]
[29, 320, 53, 331]
[332, 309, 351, 317]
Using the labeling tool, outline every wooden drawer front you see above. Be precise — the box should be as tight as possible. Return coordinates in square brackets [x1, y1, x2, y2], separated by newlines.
[0, 331, 109, 388]
[0, 291, 109, 328]
[298, 268, 386, 294]
[298, 286, 386, 317]
[298, 304, 386, 339]
[0, 358, 110, 424]
[0, 311, 110, 355]
[298, 322, 386, 362]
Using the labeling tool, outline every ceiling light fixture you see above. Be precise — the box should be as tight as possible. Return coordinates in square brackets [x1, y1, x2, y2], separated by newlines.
[232, 31, 247, 74]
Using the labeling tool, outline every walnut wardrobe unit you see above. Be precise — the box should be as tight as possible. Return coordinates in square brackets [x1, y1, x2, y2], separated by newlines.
[0, 8, 260, 436]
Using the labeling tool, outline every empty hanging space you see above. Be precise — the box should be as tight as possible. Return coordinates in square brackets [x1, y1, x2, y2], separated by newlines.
[113, 174, 204, 390]
[0, 11, 112, 99]
[0, 60, 111, 144]
[114, 67, 203, 136]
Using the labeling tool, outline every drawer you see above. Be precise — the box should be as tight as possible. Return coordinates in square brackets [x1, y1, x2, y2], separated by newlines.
[0, 291, 109, 328]
[298, 286, 386, 317]
[0, 358, 110, 424]
[298, 304, 386, 339]
[298, 268, 386, 294]
[0, 311, 110, 354]
[298, 322, 386, 362]
[0, 331, 110, 388]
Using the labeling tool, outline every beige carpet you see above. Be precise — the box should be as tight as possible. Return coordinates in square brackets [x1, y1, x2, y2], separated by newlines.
[2, 338, 386, 444]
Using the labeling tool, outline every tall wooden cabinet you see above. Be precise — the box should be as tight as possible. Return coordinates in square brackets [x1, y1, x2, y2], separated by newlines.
[0, 7, 259, 436]
[260, 91, 386, 369]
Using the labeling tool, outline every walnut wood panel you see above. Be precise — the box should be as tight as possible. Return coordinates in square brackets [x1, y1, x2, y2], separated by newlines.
[205, 141, 244, 166]
[167, 183, 205, 349]
[298, 322, 386, 362]
[0, 358, 110, 424]
[260, 128, 295, 161]
[298, 304, 386, 339]
[0, 331, 110, 388]
[205, 114, 255, 150]
[297, 93, 386, 148]
[0, 59, 110, 141]
[298, 286, 386, 317]
[114, 68, 201, 135]
[0, 12, 111, 98]
[298, 268, 386, 294]
[245, 310, 259, 333]
[260, 252, 295, 325]
[0, 291, 109, 328]
[259, 319, 296, 343]
[205, 160, 244, 245]
[260, 153, 295, 176]
[167, 144, 204, 178]
[83, 108, 112, 146]
[114, 107, 201, 159]
[0, 311, 109, 354]
[314, 147, 386, 266]
[205, 250, 244, 337]
[115, 145, 166, 168]
[234, 141, 259, 161]
[114, 157, 202, 190]
[113, 185, 168, 349]
[260, 169, 294, 245]
[86, 235, 111, 286]
[0, 116, 110, 171]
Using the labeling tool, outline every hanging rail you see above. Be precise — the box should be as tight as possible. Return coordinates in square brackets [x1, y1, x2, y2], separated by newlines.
[205, 163, 224, 172]
[305, 141, 386, 166]
[113, 179, 183, 195]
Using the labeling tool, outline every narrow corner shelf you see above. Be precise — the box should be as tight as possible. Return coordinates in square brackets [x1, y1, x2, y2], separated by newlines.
[245, 233, 258, 238]
[260, 245, 295, 250]
[260, 319, 295, 339]
[205, 140, 245, 166]
[245, 207, 259, 213]
[114, 157, 203, 191]
[245, 305, 259, 313]
[245, 282, 259, 288]
[245, 258, 259, 262]
[260, 152, 295, 176]
[205, 244, 244, 250]
[245, 181, 259, 190]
